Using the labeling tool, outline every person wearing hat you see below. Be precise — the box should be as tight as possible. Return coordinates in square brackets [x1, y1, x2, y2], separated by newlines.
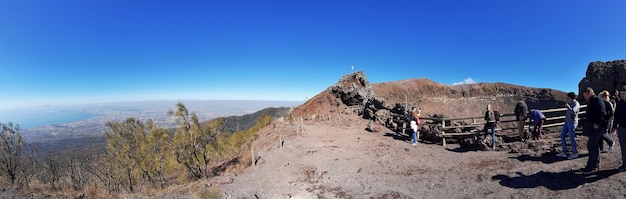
[557, 92, 580, 159]
[612, 85, 626, 171]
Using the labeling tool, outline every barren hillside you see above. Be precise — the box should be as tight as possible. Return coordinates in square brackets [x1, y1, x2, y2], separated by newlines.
[219, 114, 626, 198]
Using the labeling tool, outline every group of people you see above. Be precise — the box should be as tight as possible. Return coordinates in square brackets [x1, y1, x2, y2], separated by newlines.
[576, 87, 626, 173]
[482, 100, 546, 147]
[407, 85, 626, 174]
[512, 86, 626, 174]
[513, 99, 549, 142]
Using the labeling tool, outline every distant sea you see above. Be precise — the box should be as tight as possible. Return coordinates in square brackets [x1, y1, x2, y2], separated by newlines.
[0, 100, 302, 129]
[0, 108, 95, 129]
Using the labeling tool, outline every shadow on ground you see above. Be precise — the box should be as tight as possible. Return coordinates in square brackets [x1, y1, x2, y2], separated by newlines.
[383, 132, 439, 145]
[493, 169, 621, 190]
[383, 132, 410, 142]
[511, 153, 589, 164]
[446, 143, 488, 153]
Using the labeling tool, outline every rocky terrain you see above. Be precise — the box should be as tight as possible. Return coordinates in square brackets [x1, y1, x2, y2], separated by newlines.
[11, 61, 625, 198]
[290, 71, 569, 137]
[219, 114, 625, 198]
[216, 60, 626, 198]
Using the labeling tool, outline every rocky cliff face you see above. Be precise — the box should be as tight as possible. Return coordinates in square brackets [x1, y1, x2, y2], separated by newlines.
[578, 60, 626, 99]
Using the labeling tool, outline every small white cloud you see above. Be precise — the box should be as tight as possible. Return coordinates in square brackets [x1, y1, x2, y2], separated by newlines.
[452, 78, 476, 85]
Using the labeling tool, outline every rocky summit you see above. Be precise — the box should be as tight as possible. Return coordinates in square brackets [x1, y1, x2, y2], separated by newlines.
[578, 60, 626, 99]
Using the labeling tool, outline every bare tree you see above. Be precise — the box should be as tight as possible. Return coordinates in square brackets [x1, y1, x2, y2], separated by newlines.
[0, 122, 24, 185]
[16, 144, 40, 188]
[39, 152, 62, 190]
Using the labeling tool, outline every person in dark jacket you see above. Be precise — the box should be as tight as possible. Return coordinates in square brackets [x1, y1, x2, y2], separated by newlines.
[579, 87, 607, 174]
[612, 86, 626, 171]
[515, 100, 529, 141]
[482, 104, 498, 149]
[598, 91, 615, 152]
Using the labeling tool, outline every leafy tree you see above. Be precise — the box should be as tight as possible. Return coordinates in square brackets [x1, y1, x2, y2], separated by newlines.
[139, 120, 173, 189]
[169, 103, 221, 179]
[103, 117, 148, 193]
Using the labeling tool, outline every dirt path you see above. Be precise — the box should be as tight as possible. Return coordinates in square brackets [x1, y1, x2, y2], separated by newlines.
[221, 115, 626, 198]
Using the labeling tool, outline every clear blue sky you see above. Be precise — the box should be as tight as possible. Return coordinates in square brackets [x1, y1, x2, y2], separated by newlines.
[1, 1, 625, 109]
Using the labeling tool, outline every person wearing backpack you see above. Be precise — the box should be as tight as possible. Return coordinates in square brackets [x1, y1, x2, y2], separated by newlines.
[598, 91, 616, 152]
[482, 104, 499, 149]
[515, 100, 529, 141]
[528, 109, 546, 140]
[612, 86, 626, 172]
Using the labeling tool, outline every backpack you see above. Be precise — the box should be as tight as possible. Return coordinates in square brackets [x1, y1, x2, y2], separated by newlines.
[604, 100, 614, 122]
[494, 111, 501, 122]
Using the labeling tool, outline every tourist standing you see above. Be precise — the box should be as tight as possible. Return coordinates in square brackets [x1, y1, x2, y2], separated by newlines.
[483, 104, 498, 149]
[557, 92, 580, 159]
[410, 107, 421, 146]
[515, 100, 529, 141]
[579, 87, 606, 174]
[612, 86, 626, 171]
[598, 91, 616, 152]
[528, 109, 546, 140]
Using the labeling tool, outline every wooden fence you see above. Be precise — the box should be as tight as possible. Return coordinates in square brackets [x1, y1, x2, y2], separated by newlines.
[420, 105, 588, 146]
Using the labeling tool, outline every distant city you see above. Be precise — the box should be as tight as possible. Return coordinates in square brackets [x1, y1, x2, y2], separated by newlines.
[0, 100, 301, 143]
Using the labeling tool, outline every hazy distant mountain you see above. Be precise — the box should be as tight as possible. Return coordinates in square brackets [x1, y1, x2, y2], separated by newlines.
[10, 100, 301, 143]
[219, 107, 291, 134]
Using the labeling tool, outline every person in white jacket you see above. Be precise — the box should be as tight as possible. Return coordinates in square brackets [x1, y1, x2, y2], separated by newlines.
[410, 107, 421, 146]
[557, 92, 580, 159]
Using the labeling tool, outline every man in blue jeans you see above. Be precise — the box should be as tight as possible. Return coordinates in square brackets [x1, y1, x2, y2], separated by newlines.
[557, 92, 580, 159]
[579, 87, 607, 174]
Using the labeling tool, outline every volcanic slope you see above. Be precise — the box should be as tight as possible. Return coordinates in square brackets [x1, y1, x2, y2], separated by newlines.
[219, 72, 625, 198]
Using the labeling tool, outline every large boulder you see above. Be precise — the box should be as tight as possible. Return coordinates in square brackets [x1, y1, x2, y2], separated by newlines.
[330, 71, 377, 106]
[579, 60, 626, 99]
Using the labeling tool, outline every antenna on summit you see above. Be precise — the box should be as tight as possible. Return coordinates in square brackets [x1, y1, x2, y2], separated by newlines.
[351, 65, 354, 72]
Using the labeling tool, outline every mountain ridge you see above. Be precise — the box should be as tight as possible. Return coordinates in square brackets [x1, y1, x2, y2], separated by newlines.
[290, 71, 568, 130]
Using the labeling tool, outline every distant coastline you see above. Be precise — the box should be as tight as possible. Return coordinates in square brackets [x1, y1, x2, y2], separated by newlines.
[0, 100, 302, 129]
[0, 110, 95, 129]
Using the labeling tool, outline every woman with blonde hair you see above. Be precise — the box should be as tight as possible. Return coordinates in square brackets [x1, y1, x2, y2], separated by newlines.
[483, 104, 498, 149]
[410, 107, 422, 146]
